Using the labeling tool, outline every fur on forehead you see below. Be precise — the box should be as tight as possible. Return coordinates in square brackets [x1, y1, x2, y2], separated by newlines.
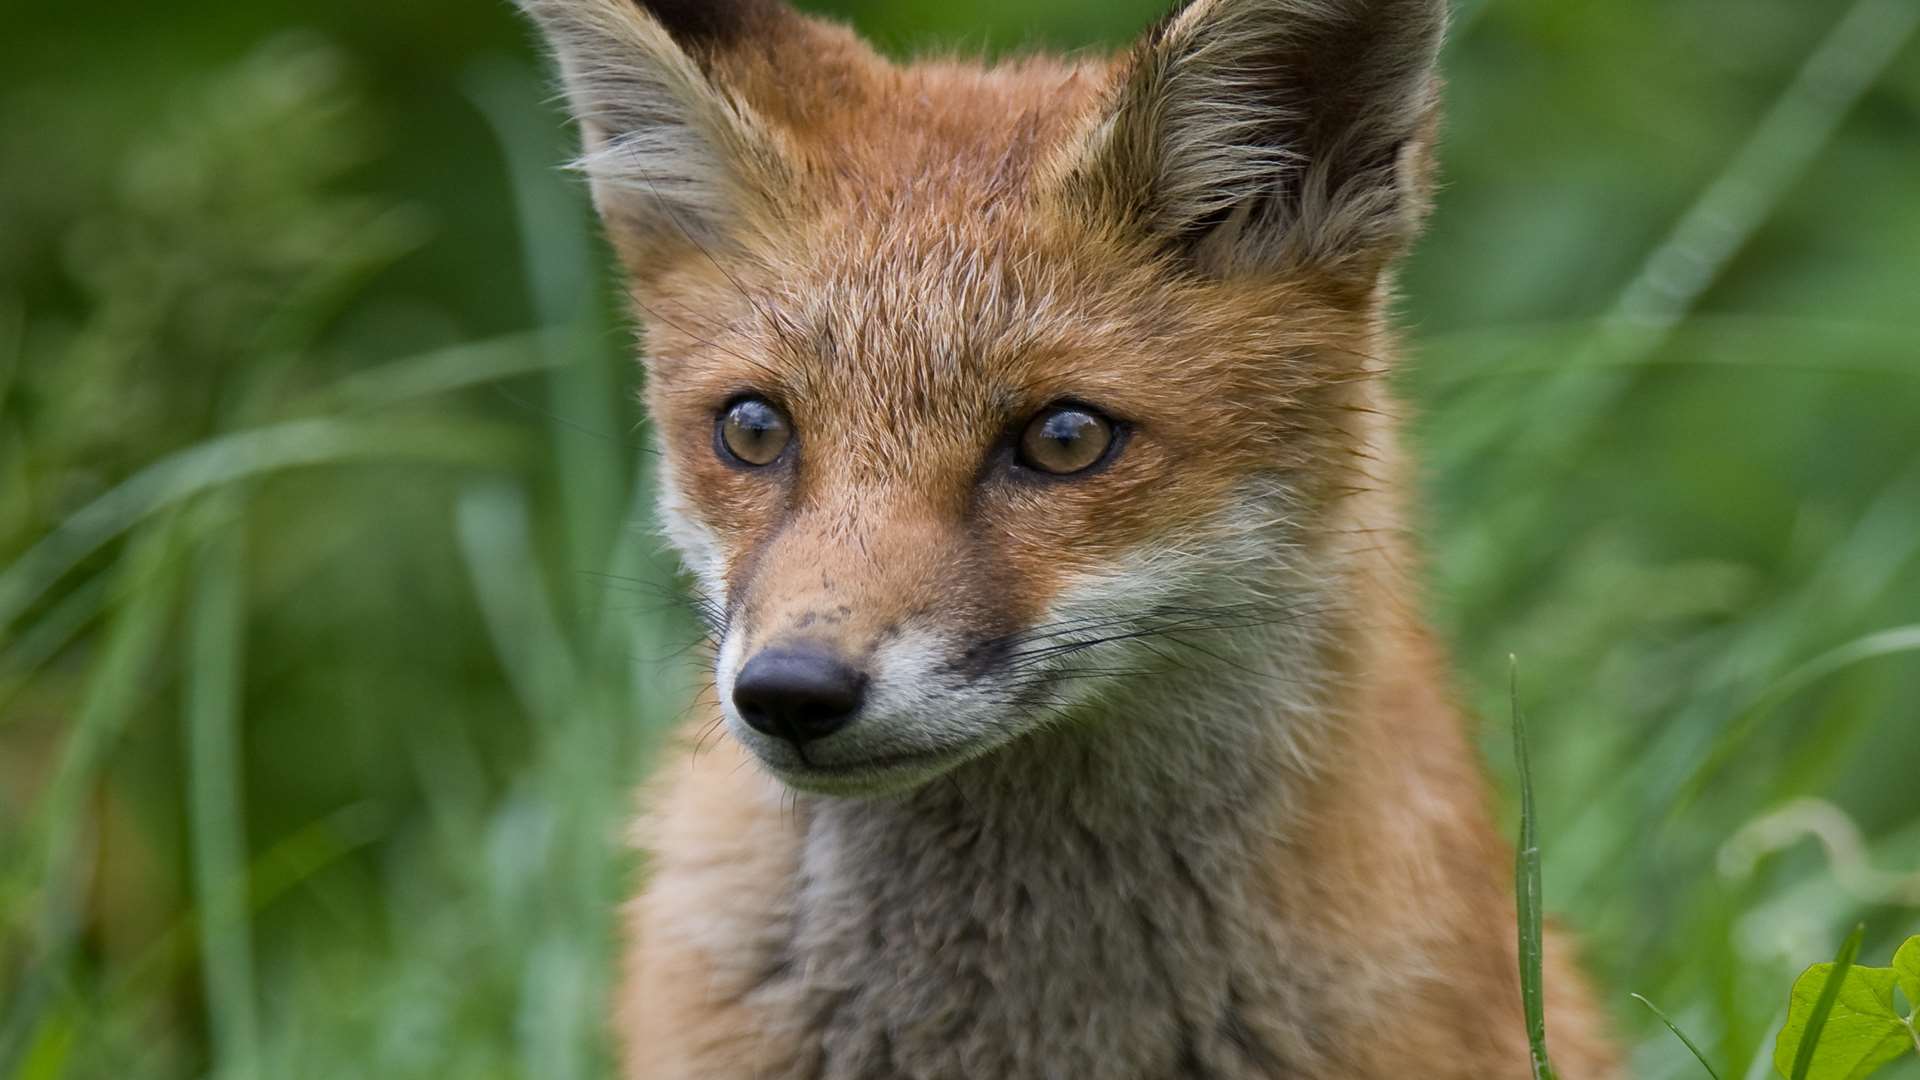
[637, 210, 1359, 484]
[640, 207, 1363, 397]
[523, 0, 1447, 297]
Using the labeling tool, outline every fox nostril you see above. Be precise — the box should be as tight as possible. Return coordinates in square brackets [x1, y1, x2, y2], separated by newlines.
[731, 646, 867, 745]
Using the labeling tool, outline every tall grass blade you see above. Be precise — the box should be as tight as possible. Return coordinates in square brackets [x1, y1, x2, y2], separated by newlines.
[467, 59, 628, 618]
[0, 520, 186, 1069]
[1631, 993, 1724, 1080]
[182, 507, 259, 1077]
[0, 572, 111, 714]
[1788, 925, 1865, 1080]
[312, 332, 558, 413]
[0, 416, 513, 635]
[1511, 657, 1560, 1080]
[454, 484, 580, 731]
[1672, 624, 1920, 818]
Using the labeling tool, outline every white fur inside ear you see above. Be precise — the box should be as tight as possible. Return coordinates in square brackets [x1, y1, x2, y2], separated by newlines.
[1061, 0, 1445, 275]
[1132, 0, 1308, 243]
[520, 0, 776, 250]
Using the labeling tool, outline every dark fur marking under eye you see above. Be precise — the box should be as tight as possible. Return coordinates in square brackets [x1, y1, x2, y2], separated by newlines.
[949, 635, 1013, 680]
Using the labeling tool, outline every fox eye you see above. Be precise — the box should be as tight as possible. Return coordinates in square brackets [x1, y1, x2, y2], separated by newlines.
[717, 397, 792, 467]
[1018, 404, 1116, 476]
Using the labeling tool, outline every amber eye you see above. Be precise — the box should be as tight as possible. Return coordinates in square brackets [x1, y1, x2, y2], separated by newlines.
[1017, 404, 1116, 476]
[717, 397, 792, 467]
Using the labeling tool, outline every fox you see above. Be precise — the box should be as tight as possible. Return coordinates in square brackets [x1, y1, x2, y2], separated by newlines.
[517, 0, 1622, 1076]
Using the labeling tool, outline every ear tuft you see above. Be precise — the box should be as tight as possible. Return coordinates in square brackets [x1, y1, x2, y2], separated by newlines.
[518, 0, 795, 280]
[1056, 0, 1448, 283]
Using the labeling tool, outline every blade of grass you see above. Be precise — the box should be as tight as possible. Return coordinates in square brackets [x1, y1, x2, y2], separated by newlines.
[1511, 657, 1560, 1080]
[0, 415, 517, 635]
[1669, 624, 1920, 821]
[0, 518, 187, 1070]
[467, 59, 629, 619]
[1788, 924, 1865, 1080]
[0, 570, 112, 715]
[453, 483, 580, 733]
[1631, 993, 1724, 1080]
[465, 56, 645, 1080]
[0, 299, 19, 431]
[1418, 314, 1920, 386]
[183, 504, 259, 1078]
[312, 331, 558, 413]
[104, 802, 389, 1010]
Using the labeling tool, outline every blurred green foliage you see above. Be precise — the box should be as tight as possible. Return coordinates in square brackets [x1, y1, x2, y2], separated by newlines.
[1, 2, 1917, 1078]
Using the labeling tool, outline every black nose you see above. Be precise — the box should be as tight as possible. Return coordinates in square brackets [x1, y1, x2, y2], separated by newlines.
[732, 646, 867, 745]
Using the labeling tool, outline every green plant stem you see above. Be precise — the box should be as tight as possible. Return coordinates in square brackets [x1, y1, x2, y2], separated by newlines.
[184, 505, 259, 1077]
[1512, 657, 1559, 1080]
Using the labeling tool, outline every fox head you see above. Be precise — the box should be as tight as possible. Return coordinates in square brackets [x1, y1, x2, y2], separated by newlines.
[522, 0, 1447, 794]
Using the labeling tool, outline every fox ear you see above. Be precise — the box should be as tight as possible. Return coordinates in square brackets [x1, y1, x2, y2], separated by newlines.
[518, 0, 798, 281]
[1055, 0, 1447, 284]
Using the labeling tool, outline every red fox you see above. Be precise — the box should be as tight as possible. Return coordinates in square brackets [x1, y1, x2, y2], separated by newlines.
[519, 0, 1621, 1075]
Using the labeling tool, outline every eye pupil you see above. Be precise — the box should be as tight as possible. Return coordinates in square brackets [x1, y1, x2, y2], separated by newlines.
[1018, 406, 1115, 476]
[718, 397, 792, 467]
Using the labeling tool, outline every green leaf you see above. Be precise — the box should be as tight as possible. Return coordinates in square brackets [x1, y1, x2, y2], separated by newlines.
[1790, 927, 1866, 1080]
[1893, 936, 1920, 1016]
[1774, 932, 1914, 1080]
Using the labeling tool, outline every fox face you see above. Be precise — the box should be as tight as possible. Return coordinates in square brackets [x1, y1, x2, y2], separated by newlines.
[524, 0, 1445, 794]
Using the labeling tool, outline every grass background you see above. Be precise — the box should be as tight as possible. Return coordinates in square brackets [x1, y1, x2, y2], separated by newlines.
[3, 0, 1918, 1077]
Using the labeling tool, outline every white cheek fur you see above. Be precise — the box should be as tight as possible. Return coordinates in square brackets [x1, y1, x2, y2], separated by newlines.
[857, 626, 1009, 752]
[654, 456, 729, 608]
[712, 625, 746, 723]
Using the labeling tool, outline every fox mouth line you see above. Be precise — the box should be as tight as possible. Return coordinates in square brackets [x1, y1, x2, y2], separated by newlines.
[761, 744, 976, 795]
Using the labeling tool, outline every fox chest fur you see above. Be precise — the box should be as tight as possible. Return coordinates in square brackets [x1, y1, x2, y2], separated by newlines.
[516, 0, 1624, 1077]
[688, 733, 1330, 1079]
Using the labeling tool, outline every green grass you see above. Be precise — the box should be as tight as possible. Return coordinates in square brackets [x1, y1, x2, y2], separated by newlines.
[1632, 993, 1726, 1080]
[3, 2, 1920, 1077]
[1513, 658, 1562, 1080]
